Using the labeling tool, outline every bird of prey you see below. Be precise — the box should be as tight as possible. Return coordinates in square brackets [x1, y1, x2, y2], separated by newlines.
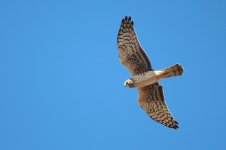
[117, 16, 184, 129]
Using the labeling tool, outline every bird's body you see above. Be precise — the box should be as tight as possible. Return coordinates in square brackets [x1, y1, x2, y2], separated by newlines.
[117, 16, 184, 129]
[125, 64, 183, 88]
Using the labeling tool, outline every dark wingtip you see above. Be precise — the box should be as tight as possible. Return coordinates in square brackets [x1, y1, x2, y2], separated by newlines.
[121, 18, 124, 24]
[122, 16, 134, 26]
[173, 125, 179, 129]
[124, 16, 132, 21]
[128, 16, 131, 21]
[171, 122, 179, 129]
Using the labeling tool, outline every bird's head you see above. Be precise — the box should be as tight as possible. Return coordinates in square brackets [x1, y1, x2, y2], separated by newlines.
[124, 79, 134, 88]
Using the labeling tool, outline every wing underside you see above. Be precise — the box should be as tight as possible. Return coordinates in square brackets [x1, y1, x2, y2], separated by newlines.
[138, 84, 179, 129]
[117, 16, 152, 75]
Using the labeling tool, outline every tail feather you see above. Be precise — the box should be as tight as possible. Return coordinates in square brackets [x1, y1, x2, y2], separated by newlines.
[161, 64, 184, 78]
[170, 64, 184, 76]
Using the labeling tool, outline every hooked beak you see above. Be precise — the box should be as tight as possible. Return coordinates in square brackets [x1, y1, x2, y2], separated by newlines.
[124, 82, 127, 87]
[124, 83, 127, 87]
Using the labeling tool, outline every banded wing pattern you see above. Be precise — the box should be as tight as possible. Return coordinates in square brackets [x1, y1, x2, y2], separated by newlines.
[138, 85, 179, 129]
[117, 16, 152, 75]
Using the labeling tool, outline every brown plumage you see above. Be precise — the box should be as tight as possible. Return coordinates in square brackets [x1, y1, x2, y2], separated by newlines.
[117, 16, 183, 129]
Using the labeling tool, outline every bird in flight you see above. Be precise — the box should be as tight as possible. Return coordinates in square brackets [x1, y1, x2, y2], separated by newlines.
[117, 16, 184, 129]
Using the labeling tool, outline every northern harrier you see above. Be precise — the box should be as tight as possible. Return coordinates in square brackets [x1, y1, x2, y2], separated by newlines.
[117, 16, 184, 129]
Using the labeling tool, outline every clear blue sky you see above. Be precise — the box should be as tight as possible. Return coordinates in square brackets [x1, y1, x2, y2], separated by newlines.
[0, 0, 226, 149]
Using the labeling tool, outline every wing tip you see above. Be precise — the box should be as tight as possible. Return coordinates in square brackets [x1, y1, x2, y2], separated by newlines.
[151, 115, 179, 129]
[121, 16, 134, 26]
[166, 120, 179, 129]
[171, 123, 179, 129]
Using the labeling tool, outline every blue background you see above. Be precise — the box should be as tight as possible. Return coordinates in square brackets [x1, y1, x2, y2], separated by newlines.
[1, 0, 226, 149]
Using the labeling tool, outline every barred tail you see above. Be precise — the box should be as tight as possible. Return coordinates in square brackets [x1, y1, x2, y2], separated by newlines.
[160, 64, 184, 78]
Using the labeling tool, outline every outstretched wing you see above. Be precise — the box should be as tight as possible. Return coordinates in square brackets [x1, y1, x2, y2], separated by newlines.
[138, 84, 179, 129]
[117, 16, 153, 75]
